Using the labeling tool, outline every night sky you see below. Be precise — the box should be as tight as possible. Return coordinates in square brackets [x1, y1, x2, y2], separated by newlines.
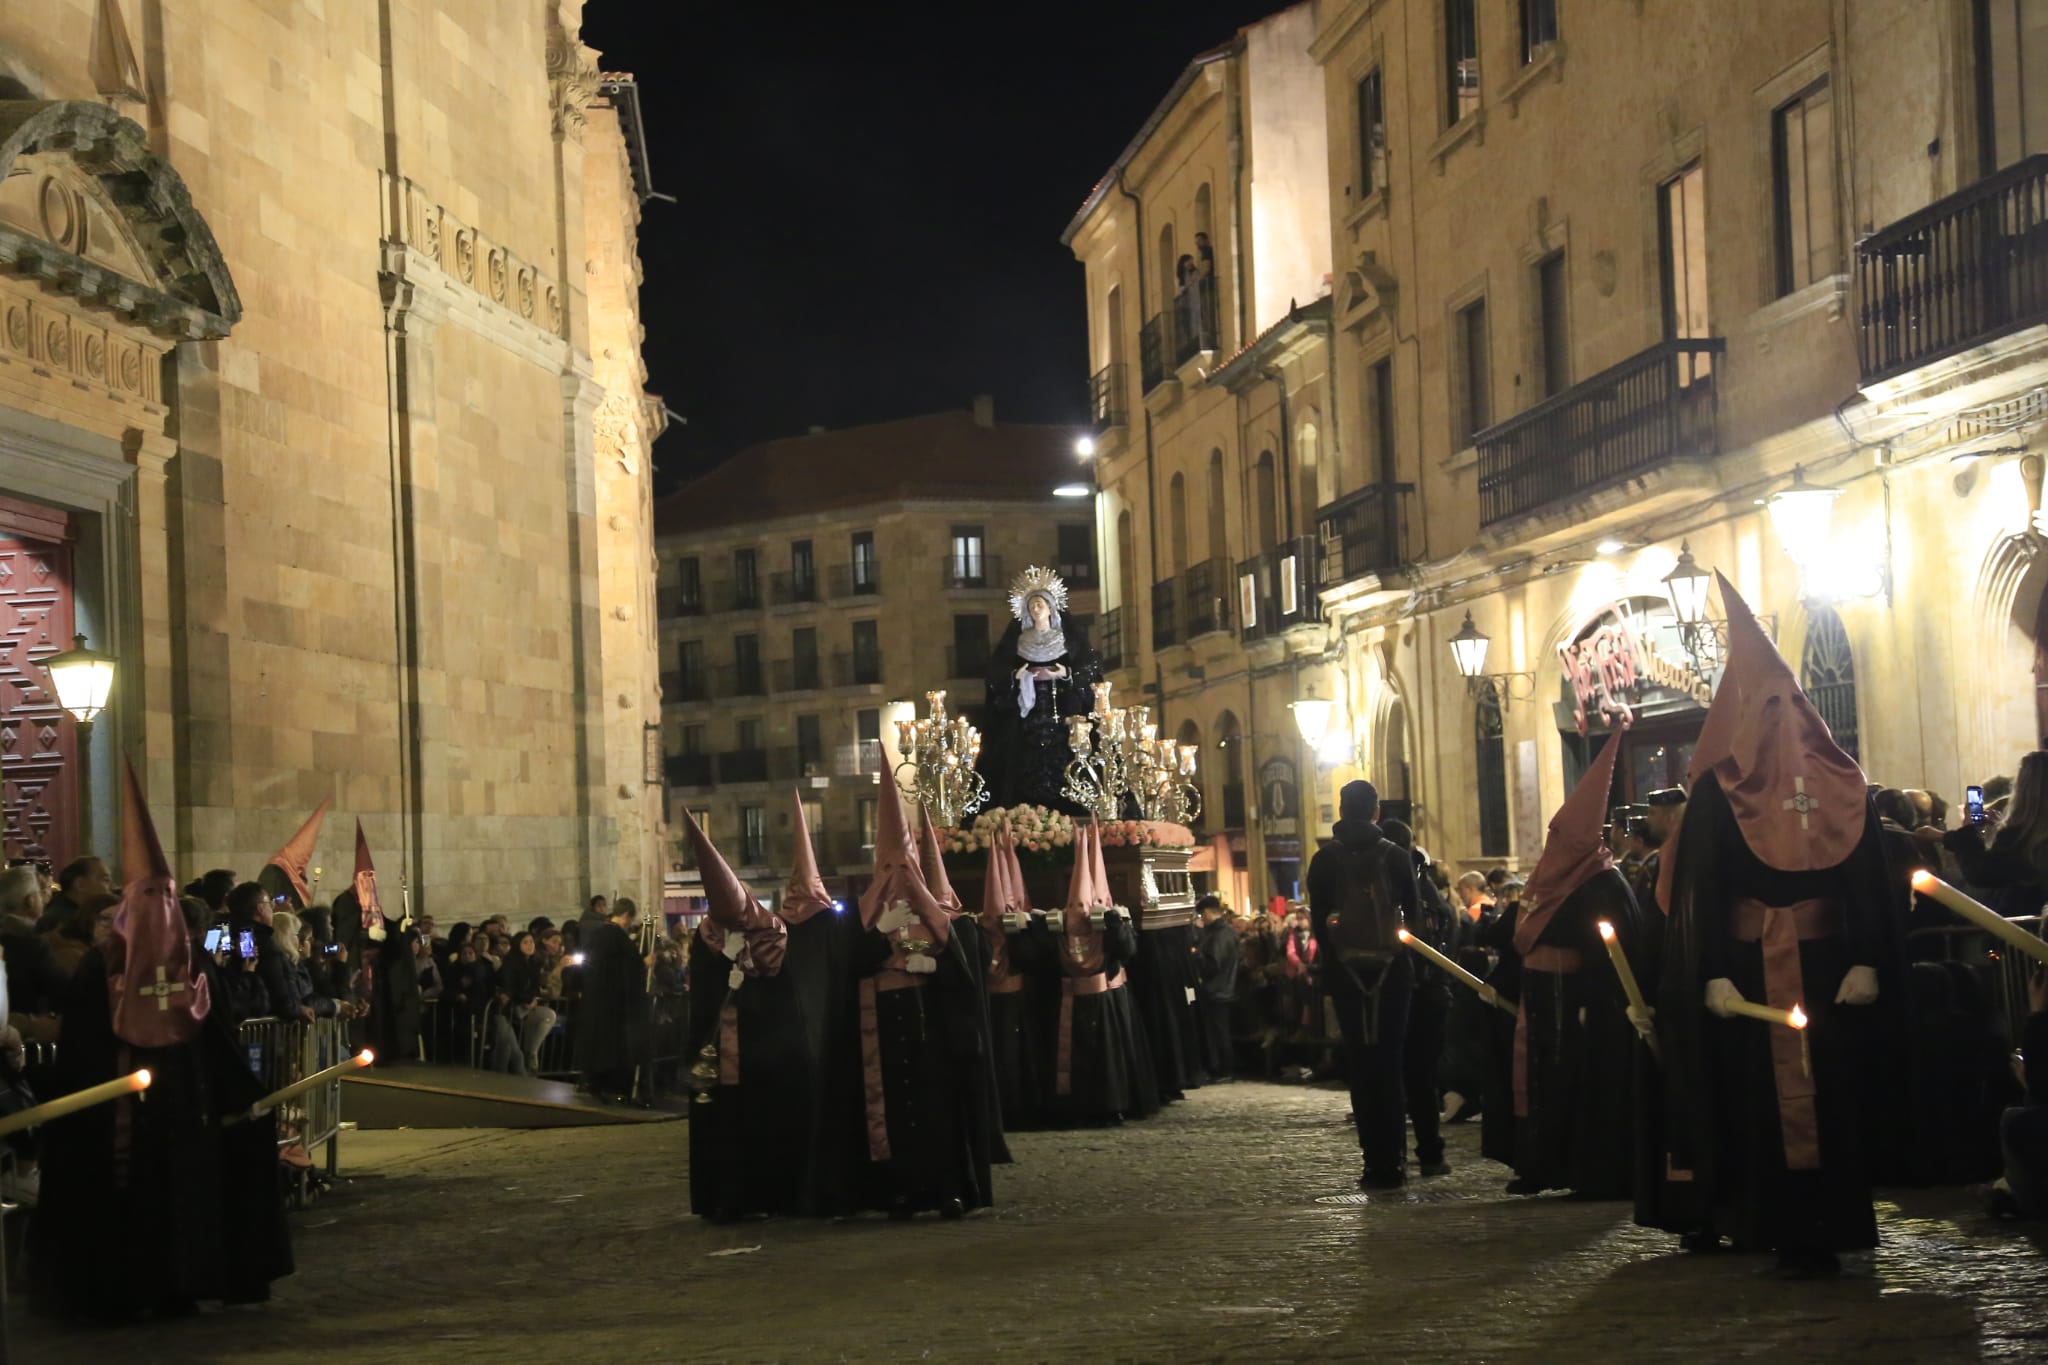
[581, 0, 1287, 491]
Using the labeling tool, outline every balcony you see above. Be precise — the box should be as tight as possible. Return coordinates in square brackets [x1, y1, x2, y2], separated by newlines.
[772, 746, 830, 781]
[715, 663, 766, 699]
[717, 748, 769, 784]
[707, 579, 763, 614]
[827, 562, 882, 598]
[657, 584, 703, 620]
[832, 651, 885, 688]
[1151, 576, 1181, 650]
[1087, 362, 1126, 432]
[1182, 557, 1232, 638]
[1475, 338, 1725, 528]
[1140, 313, 1170, 392]
[1238, 536, 1320, 643]
[1172, 277, 1220, 369]
[1857, 154, 2048, 383]
[940, 552, 1001, 590]
[834, 739, 885, 777]
[665, 753, 713, 788]
[769, 657, 824, 693]
[1058, 559, 1098, 592]
[769, 570, 820, 607]
[662, 670, 711, 704]
[1315, 483, 1407, 589]
[945, 645, 991, 680]
[1098, 607, 1124, 672]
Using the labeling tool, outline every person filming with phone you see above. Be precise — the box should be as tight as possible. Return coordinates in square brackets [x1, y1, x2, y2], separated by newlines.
[219, 882, 292, 1023]
[1943, 753, 2048, 920]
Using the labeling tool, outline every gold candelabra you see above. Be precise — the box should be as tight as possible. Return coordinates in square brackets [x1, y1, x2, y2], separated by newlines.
[1062, 680, 1200, 824]
[893, 689, 988, 828]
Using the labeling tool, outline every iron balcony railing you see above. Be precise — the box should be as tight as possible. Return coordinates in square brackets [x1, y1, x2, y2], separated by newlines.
[1087, 362, 1127, 432]
[663, 670, 711, 704]
[1182, 557, 1232, 638]
[1059, 559, 1098, 591]
[715, 662, 766, 699]
[717, 749, 769, 784]
[1098, 606, 1124, 671]
[665, 753, 713, 788]
[1151, 576, 1181, 650]
[657, 584, 703, 619]
[827, 561, 882, 598]
[832, 650, 885, 688]
[940, 552, 1001, 590]
[1475, 337, 1726, 528]
[833, 739, 885, 777]
[769, 657, 824, 693]
[1857, 153, 2048, 382]
[1237, 536, 1321, 643]
[707, 579, 762, 613]
[945, 645, 991, 679]
[769, 570, 819, 606]
[1314, 483, 1408, 588]
[1140, 313, 1170, 392]
[1172, 276, 1220, 369]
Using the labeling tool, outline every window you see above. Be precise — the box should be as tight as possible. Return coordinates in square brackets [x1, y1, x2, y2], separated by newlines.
[1535, 251, 1569, 398]
[952, 614, 990, 679]
[1659, 162, 1712, 385]
[677, 639, 703, 689]
[1254, 452, 1279, 551]
[801, 797, 826, 850]
[1976, 0, 2048, 173]
[1370, 358, 1397, 485]
[1800, 606, 1859, 760]
[851, 619, 881, 684]
[1772, 78, 1837, 297]
[1169, 473, 1189, 573]
[790, 539, 816, 600]
[856, 707, 881, 774]
[1357, 69, 1386, 196]
[797, 714, 823, 772]
[740, 804, 767, 865]
[858, 797, 879, 850]
[850, 531, 878, 593]
[732, 547, 758, 608]
[1519, 0, 1558, 64]
[948, 526, 986, 587]
[733, 633, 761, 694]
[1057, 523, 1096, 587]
[678, 557, 702, 613]
[1116, 509, 1137, 611]
[791, 626, 819, 690]
[1207, 451, 1229, 559]
[737, 716, 764, 752]
[1475, 683, 1510, 856]
[1456, 298, 1492, 443]
[1445, 0, 1480, 126]
[681, 724, 705, 755]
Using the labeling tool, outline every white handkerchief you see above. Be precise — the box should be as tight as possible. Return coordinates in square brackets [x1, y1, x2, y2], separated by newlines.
[727, 965, 744, 990]
[1184, 986, 1196, 1004]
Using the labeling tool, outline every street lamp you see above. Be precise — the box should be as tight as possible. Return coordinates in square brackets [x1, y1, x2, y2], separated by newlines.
[42, 633, 115, 725]
[1289, 697, 1332, 746]
[1765, 465, 1842, 565]
[1661, 541, 1713, 626]
[1446, 611, 1535, 710]
[1074, 435, 1096, 459]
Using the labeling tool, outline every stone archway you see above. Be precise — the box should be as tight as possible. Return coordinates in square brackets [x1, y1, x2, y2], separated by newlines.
[1967, 532, 2046, 771]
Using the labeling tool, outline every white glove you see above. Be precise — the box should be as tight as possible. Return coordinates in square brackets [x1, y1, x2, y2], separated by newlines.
[1835, 964, 1879, 1006]
[1626, 1004, 1656, 1037]
[1704, 977, 1743, 1018]
[903, 952, 938, 975]
[1003, 910, 1031, 932]
[875, 901, 916, 935]
[717, 930, 743, 961]
[726, 964, 744, 990]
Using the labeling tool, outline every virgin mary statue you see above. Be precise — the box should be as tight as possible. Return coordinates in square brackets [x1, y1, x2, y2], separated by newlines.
[976, 565, 1100, 813]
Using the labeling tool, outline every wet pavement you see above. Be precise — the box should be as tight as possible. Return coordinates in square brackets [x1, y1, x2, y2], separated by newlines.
[9, 1082, 2047, 1363]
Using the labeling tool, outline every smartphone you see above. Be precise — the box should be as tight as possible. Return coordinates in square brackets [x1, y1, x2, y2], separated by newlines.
[237, 929, 257, 959]
[1966, 785, 1986, 824]
[322, 943, 339, 956]
[203, 927, 225, 953]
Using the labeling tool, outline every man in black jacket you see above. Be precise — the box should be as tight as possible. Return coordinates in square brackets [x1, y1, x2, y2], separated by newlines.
[1384, 818, 1453, 1177]
[1192, 895, 1240, 1082]
[1306, 780, 1421, 1189]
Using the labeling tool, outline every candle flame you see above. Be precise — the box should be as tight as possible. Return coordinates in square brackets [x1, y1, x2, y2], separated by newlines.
[358, 1050, 376, 1066]
[1910, 869, 1937, 893]
[132, 1068, 153, 1090]
[1396, 928, 1412, 942]
[1788, 1005, 1809, 1030]
[1596, 920, 1617, 942]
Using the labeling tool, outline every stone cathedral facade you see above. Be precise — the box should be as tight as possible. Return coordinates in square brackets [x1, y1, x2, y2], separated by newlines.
[0, 1, 663, 918]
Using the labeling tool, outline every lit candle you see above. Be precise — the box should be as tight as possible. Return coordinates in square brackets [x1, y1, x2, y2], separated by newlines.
[1721, 998, 1807, 1029]
[242, 1050, 377, 1121]
[1911, 870, 2048, 965]
[1596, 920, 1660, 1059]
[1397, 928, 1517, 1015]
[1096, 681, 1113, 712]
[0, 1068, 152, 1140]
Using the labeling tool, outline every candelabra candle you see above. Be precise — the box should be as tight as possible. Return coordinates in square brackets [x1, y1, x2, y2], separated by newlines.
[1096, 680, 1113, 713]
[894, 691, 987, 826]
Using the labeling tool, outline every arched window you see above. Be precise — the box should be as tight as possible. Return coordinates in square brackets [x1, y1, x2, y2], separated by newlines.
[1105, 283, 1125, 371]
[1380, 694, 1412, 825]
[1475, 683, 1510, 856]
[1296, 412, 1322, 533]
[1207, 449, 1228, 561]
[1158, 223, 1178, 307]
[1168, 472, 1189, 574]
[1800, 606, 1860, 760]
[1254, 450, 1279, 551]
[1116, 508, 1136, 611]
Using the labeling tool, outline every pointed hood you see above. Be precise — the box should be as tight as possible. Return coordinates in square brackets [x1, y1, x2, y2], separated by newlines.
[1057, 821, 1107, 973]
[781, 790, 835, 925]
[108, 759, 210, 1046]
[684, 806, 771, 932]
[1657, 574, 1867, 911]
[981, 825, 1027, 925]
[857, 777, 950, 943]
[264, 799, 328, 908]
[917, 807, 963, 916]
[1515, 728, 1623, 954]
[351, 820, 384, 937]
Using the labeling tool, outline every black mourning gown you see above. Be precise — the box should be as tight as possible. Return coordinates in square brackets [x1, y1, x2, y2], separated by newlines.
[976, 618, 1101, 815]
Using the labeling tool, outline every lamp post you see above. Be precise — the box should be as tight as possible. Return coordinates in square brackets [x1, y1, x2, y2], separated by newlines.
[1446, 611, 1535, 710]
[1658, 543, 1776, 673]
[1765, 465, 1842, 566]
[40, 633, 115, 862]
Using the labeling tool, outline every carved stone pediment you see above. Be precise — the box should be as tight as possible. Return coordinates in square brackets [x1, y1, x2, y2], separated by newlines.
[1339, 250, 1398, 332]
[0, 100, 239, 339]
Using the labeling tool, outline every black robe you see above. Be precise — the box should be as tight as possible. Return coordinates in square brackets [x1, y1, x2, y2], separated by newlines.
[947, 913, 1013, 1166]
[1127, 919, 1202, 1097]
[333, 890, 420, 1063]
[983, 915, 1050, 1129]
[853, 929, 994, 1213]
[1641, 774, 1905, 1253]
[30, 950, 293, 1320]
[1512, 868, 1646, 1199]
[975, 618, 1101, 814]
[1479, 904, 1523, 1169]
[574, 921, 647, 1085]
[1044, 910, 1143, 1124]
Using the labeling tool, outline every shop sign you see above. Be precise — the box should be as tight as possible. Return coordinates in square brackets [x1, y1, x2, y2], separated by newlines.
[1259, 756, 1299, 835]
[1559, 602, 1713, 735]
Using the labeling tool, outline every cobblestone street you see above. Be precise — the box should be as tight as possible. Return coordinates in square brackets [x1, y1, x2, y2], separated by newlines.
[12, 1082, 2047, 1364]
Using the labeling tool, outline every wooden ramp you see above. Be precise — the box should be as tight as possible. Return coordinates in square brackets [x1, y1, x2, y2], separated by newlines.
[340, 1064, 680, 1129]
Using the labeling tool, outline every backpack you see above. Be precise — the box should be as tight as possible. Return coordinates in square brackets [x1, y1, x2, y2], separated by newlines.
[1328, 838, 1404, 955]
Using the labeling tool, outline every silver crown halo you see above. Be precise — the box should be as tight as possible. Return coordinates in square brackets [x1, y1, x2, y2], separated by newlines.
[1008, 564, 1069, 624]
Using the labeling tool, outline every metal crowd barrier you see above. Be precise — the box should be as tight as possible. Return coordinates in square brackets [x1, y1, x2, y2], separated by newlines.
[235, 1015, 348, 1207]
[1906, 912, 2046, 1050]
